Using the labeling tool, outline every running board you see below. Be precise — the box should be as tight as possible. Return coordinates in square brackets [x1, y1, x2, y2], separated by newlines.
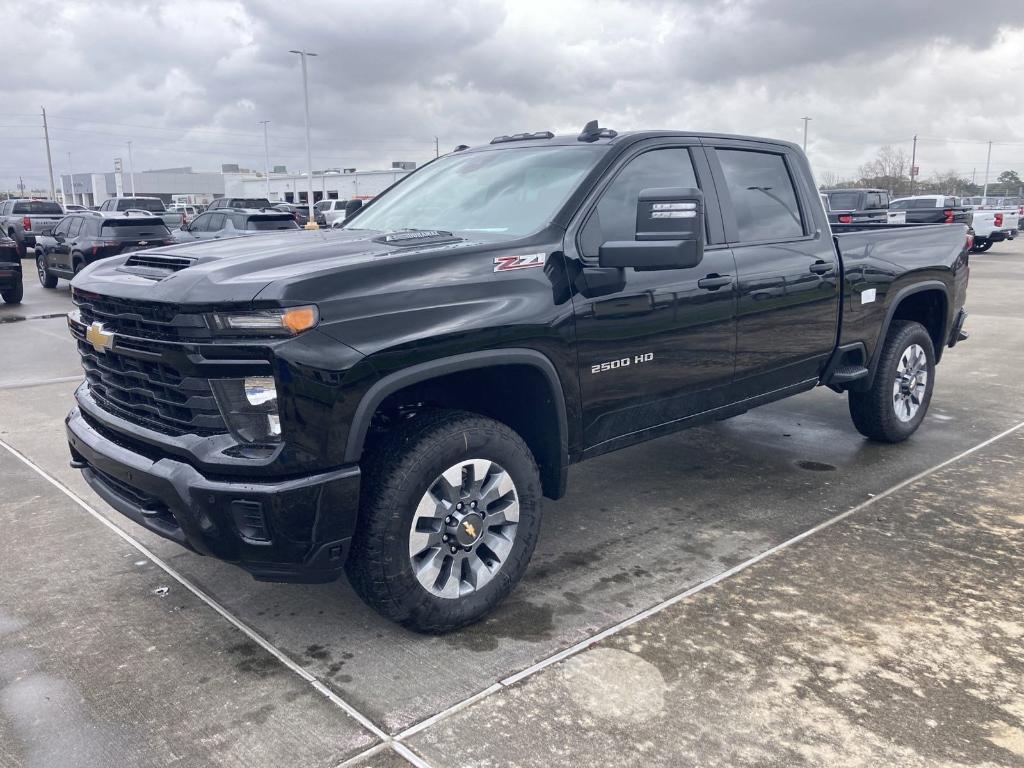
[826, 365, 869, 385]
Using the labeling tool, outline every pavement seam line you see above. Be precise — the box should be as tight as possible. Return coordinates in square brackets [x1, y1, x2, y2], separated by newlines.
[0, 436, 390, 745]
[0, 375, 84, 390]
[394, 419, 1024, 739]
[390, 741, 437, 768]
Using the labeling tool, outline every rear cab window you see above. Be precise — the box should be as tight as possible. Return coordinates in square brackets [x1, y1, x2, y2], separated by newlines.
[716, 149, 805, 242]
[826, 192, 861, 211]
[12, 201, 64, 215]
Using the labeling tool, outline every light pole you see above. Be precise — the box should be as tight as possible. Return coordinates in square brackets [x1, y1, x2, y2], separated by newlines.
[67, 151, 75, 205]
[801, 116, 811, 152]
[127, 140, 136, 197]
[289, 49, 318, 228]
[982, 140, 993, 201]
[259, 120, 271, 201]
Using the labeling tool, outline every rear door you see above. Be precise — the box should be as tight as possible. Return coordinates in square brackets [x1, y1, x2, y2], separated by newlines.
[707, 141, 840, 398]
[567, 139, 738, 450]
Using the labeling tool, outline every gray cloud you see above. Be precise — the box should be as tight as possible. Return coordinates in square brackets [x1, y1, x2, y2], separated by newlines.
[3, 0, 1023, 192]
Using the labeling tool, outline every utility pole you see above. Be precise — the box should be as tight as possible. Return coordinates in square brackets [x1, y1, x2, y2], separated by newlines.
[41, 107, 56, 200]
[127, 140, 136, 197]
[434, 136, 439, 158]
[67, 151, 75, 205]
[17, 176, 25, 196]
[289, 49, 318, 228]
[259, 120, 271, 200]
[909, 134, 918, 196]
[800, 117, 811, 152]
[982, 140, 992, 200]
[971, 168, 976, 187]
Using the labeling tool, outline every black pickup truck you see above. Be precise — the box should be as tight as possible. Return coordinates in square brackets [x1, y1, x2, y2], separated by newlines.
[65, 123, 971, 632]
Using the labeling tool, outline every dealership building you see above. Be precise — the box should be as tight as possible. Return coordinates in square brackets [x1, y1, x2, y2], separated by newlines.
[57, 162, 415, 208]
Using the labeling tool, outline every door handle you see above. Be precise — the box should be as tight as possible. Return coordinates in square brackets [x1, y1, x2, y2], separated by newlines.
[809, 261, 835, 275]
[697, 273, 732, 290]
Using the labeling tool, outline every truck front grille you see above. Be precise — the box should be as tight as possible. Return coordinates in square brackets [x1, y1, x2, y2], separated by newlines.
[72, 334, 227, 437]
[73, 289, 212, 342]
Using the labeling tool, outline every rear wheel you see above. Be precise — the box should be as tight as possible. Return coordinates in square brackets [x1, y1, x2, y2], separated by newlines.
[37, 254, 58, 288]
[971, 239, 992, 253]
[849, 320, 935, 443]
[346, 409, 542, 633]
[0, 279, 23, 304]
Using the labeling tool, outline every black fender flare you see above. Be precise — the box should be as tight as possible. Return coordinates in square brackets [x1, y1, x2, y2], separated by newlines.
[343, 348, 570, 469]
[863, 280, 949, 388]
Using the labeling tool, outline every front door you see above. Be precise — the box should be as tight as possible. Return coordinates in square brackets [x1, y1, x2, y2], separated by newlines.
[567, 142, 738, 451]
[707, 142, 840, 398]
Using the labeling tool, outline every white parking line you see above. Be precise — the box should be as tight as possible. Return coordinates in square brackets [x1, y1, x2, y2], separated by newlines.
[0, 437, 390, 745]
[0, 375, 82, 390]
[396, 419, 1024, 738]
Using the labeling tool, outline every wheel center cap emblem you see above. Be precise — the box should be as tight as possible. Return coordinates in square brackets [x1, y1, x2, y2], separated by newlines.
[454, 512, 484, 547]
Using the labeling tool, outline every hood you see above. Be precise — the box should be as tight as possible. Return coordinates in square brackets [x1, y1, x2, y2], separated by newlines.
[73, 228, 481, 306]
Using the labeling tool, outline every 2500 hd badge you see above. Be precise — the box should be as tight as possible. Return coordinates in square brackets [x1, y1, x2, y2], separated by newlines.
[591, 352, 655, 374]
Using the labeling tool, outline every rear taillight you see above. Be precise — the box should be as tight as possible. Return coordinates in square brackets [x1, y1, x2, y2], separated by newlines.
[22, 216, 31, 231]
[966, 233, 974, 251]
[943, 209, 955, 224]
[92, 240, 120, 255]
[838, 214, 853, 224]
[994, 213, 1003, 227]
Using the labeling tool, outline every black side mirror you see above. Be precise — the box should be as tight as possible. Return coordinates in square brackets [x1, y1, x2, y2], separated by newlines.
[345, 199, 363, 217]
[599, 187, 704, 270]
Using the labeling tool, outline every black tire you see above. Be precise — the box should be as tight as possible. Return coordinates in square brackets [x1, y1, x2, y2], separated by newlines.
[0, 279, 23, 304]
[37, 254, 58, 289]
[971, 239, 992, 253]
[346, 409, 543, 633]
[849, 320, 935, 443]
[11, 234, 25, 259]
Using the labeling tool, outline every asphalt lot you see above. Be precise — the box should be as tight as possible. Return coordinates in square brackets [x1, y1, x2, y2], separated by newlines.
[1, 241, 1023, 767]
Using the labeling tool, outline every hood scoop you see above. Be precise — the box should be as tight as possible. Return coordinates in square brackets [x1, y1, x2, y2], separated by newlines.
[119, 253, 196, 278]
[373, 229, 463, 247]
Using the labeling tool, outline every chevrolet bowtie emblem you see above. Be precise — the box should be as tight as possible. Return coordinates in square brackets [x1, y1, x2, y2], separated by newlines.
[85, 322, 115, 354]
[463, 521, 477, 539]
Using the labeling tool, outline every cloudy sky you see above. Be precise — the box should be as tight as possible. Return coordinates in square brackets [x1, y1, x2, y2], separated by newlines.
[3, 0, 1024, 194]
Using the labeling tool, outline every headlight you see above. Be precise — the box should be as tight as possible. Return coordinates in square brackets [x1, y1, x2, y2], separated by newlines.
[211, 376, 281, 444]
[209, 305, 319, 336]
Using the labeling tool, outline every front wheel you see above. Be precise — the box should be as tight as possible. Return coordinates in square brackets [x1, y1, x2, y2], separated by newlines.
[849, 320, 935, 443]
[346, 409, 542, 633]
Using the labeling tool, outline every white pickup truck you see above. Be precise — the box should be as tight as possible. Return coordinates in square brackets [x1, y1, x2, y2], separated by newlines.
[961, 197, 1020, 253]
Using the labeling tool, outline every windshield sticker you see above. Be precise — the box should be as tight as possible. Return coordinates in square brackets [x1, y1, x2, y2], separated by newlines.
[494, 253, 546, 272]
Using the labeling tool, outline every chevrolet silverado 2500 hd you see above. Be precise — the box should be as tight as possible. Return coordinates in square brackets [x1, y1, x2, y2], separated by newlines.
[65, 123, 970, 632]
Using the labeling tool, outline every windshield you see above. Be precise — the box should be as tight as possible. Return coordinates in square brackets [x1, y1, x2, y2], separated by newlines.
[13, 201, 63, 214]
[347, 146, 603, 237]
[826, 192, 861, 210]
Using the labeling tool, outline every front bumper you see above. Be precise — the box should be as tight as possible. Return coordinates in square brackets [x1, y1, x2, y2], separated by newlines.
[66, 406, 361, 583]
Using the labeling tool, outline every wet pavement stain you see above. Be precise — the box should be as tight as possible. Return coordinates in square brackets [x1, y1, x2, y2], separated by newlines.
[446, 600, 557, 652]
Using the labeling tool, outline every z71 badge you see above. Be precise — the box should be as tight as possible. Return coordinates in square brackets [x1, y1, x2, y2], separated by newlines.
[494, 253, 546, 272]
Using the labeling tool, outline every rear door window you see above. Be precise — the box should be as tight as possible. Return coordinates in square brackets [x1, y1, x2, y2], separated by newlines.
[717, 149, 805, 242]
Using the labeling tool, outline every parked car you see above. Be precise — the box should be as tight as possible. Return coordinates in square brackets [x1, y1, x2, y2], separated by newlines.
[173, 209, 299, 242]
[65, 124, 970, 632]
[98, 196, 184, 230]
[273, 203, 309, 226]
[206, 197, 274, 211]
[314, 199, 350, 227]
[822, 188, 891, 225]
[0, 233, 22, 304]
[34, 211, 173, 288]
[168, 204, 201, 225]
[0, 199, 65, 258]
[888, 195, 972, 225]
